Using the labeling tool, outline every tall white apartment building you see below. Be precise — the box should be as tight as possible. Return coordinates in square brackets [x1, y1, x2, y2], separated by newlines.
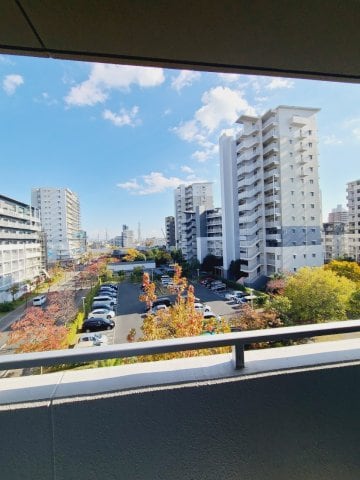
[347, 179, 360, 261]
[0, 194, 45, 302]
[174, 183, 213, 260]
[31, 187, 85, 263]
[220, 106, 324, 286]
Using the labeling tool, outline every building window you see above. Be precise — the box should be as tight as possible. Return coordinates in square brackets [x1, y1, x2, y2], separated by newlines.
[291, 191, 294, 195]
[292, 216, 296, 221]
[290, 178, 294, 183]
[301, 204, 305, 208]
[308, 130, 312, 135]
[309, 167, 314, 172]
[312, 253, 316, 257]
[311, 204, 315, 208]
[289, 139, 293, 144]
[304, 254, 307, 258]
[308, 142, 312, 147]
[311, 216, 315, 220]
[290, 164, 294, 169]
[292, 228, 296, 233]
[309, 155, 313, 159]
[310, 192, 314, 196]
[293, 254, 297, 259]
[293, 267, 297, 272]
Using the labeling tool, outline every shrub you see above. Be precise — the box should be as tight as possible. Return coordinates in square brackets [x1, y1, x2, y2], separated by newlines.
[0, 302, 15, 312]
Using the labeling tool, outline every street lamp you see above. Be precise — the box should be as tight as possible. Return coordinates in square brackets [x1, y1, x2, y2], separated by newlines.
[81, 296, 86, 312]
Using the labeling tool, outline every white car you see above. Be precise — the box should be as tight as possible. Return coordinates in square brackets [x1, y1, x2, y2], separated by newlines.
[88, 308, 116, 319]
[151, 304, 168, 314]
[203, 311, 221, 321]
[225, 291, 246, 302]
[194, 302, 212, 314]
[76, 333, 109, 347]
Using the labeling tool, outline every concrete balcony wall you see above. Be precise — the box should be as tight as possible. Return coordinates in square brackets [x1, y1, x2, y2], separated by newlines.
[0, 340, 359, 480]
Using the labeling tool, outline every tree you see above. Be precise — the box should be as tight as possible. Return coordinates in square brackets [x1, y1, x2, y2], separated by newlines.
[347, 289, 360, 319]
[201, 254, 222, 273]
[284, 267, 356, 324]
[229, 304, 282, 349]
[324, 260, 360, 284]
[266, 277, 286, 295]
[139, 272, 157, 310]
[228, 259, 242, 280]
[8, 307, 68, 353]
[135, 266, 231, 361]
[123, 248, 146, 262]
[8, 283, 20, 302]
[171, 249, 184, 264]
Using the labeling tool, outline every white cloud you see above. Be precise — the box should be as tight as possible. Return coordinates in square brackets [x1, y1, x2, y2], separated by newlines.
[322, 134, 343, 145]
[162, 108, 172, 116]
[343, 118, 360, 141]
[116, 179, 140, 190]
[0, 55, 14, 65]
[217, 73, 241, 83]
[171, 70, 201, 91]
[64, 63, 165, 106]
[118, 172, 186, 195]
[173, 86, 254, 161]
[103, 106, 140, 127]
[266, 77, 294, 90]
[195, 86, 256, 132]
[180, 165, 194, 174]
[3, 74, 24, 95]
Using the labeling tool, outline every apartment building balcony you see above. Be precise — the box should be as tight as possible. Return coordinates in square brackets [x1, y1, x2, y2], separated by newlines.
[0, 232, 40, 240]
[238, 172, 262, 187]
[264, 195, 280, 206]
[263, 143, 279, 156]
[0, 207, 32, 221]
[239, 197, 262, 212]
[239, 224, 261, 236]
[265, 221, 281, 229]
[266, 233, 282, 241]
[291, 115, 307, 127]
[239, 210, 262, 224]
[240, 256, 261, 272]
[239, 232, 262, 247]
[238, 184, 263, 201]
[263, 155, 280, 169]
[298, 129, 307, 139]
[298, 142, 306, 152]
[237, 159, 262, 174]
[264, 207, 281, 217]
[263, 168, 280, 181]
[0, 219, 41, 231]
[264, 182, 280, 194]
[298, 155, 308, 165]
[262, 115, 277, 131]
[1, 323, 359, 480]
[262, 128, 278, 144]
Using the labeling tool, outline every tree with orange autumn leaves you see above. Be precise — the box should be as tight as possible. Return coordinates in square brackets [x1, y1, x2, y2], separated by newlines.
[135, 264, 231, 361]
[8, 305, 68, 353]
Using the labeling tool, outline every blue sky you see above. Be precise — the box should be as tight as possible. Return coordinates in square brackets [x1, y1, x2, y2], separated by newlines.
[0, 54, 359, 239]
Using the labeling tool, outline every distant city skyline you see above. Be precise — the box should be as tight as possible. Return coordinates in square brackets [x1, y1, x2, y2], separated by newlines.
[0, 54, 359, 238]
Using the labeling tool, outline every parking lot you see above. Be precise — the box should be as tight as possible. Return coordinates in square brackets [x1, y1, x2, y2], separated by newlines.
[96, 280, 244, 346]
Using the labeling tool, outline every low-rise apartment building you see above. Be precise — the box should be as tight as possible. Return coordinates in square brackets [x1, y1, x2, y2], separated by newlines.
[0, 194, 45, 302]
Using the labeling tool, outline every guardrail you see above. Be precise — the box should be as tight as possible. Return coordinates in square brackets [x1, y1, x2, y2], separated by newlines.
[0, 320, 359, 373]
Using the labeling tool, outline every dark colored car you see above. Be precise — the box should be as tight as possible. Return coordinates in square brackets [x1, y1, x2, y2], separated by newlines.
[145, 297, 172, 312]
[82, 317, 115, 332]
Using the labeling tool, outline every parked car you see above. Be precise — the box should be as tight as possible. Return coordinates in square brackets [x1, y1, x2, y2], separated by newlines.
[88, 308, 115, 319]
[151, 304, 168, 314]
[82, 317, 115, 332]
[203, 312, 221, 321]
[93, 295, 117, 306]
[225, 291, 246, 301]
[194, 302, 212, 314]
[32, 295, 46, 306]
[146, 297, 172, 312]
[91, 301, 113, 311]
[76, 332, 109, 347]
[210, 282, 226, 291]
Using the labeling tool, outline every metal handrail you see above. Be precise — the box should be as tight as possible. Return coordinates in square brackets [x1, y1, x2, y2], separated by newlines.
[0, 320, 359, 372]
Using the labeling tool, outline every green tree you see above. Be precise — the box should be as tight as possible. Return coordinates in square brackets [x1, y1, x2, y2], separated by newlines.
[347, 289, 360, 319]
[201, 254, 223, 273]
[8, 283, 20, 301]
[284, 267, 356, 324]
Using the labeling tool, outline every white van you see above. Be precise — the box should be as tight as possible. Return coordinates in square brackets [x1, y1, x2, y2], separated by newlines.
[32, 295, 47, 306]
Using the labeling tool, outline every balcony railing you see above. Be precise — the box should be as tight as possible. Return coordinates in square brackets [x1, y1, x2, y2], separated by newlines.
[1, 321, 359, 372]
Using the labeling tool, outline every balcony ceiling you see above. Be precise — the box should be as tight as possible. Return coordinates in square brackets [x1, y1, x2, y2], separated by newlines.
[1, 0, 360, 82]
